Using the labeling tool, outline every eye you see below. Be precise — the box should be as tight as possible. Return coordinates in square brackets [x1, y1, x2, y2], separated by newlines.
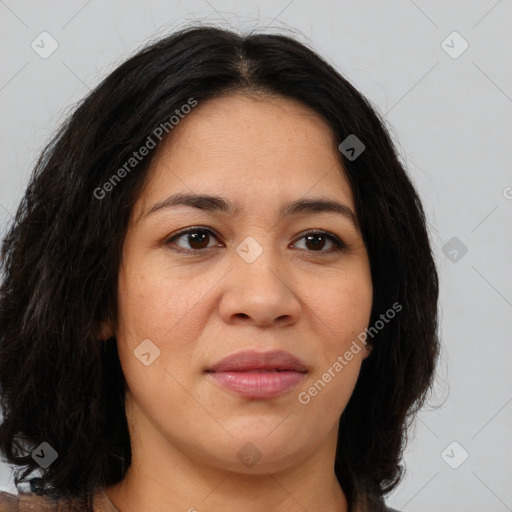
[165, 227, 222, 254]
[165, 228, 346, 255]
[292, 231, 346, 253]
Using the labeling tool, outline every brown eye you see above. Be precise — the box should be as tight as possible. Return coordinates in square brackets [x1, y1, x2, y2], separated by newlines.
[293, 231, 345, 253]
[184, 231, 210, 250]
[166, 228, 221, 253]
[305, 234, 327, 251]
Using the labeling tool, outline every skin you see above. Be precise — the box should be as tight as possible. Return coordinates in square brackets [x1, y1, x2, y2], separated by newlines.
[103, 93, 373, 512]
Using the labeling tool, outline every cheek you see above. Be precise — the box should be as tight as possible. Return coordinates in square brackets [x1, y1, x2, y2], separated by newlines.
[116, 257, 208, 342]
[114, 258, 216, 399]
[296, 282, 371, 428]
[114, 266, 200, 417]
[308, 266, 373, 348]
[297, 261, 372, 415]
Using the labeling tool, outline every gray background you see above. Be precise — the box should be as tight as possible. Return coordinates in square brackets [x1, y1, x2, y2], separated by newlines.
[1, 1, 511, 511]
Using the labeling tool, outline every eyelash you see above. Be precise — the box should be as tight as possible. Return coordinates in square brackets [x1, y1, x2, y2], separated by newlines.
[164, 226, 346, 255]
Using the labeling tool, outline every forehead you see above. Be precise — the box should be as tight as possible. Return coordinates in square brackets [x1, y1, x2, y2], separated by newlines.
[136, 93, 353, 215]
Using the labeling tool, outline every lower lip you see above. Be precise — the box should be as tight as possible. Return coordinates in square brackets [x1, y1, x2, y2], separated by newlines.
[207, 370, 306, 398]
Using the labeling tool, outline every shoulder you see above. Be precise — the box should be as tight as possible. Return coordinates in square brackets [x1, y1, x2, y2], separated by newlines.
[0, 490, 92, 511]
[0, 491, 17, 511]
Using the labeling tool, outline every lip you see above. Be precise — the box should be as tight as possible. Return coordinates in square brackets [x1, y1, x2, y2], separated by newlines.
[205, 349, 308, 399]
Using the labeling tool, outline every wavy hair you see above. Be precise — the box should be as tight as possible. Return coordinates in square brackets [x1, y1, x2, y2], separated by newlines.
[0, 25, 439, 510]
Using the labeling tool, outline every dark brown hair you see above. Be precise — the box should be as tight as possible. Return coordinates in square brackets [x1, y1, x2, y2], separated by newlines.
[0, 25, 439, 510]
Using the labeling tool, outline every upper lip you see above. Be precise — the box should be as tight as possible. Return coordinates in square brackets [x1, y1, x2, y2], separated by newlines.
[206, 349, 308, 373]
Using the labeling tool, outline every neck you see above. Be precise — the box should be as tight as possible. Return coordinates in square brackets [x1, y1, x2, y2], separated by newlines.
[105, 399, 348, 512]
[107, 467, 348, 512]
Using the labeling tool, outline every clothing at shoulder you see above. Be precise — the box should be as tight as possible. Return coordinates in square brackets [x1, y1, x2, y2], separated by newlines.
[0, 488, 114, 512]
[1, 490, 402, 512]
[0, 490, 89, 511]
[0, 491, 17, 512]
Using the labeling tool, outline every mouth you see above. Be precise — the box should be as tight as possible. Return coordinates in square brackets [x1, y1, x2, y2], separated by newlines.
[205, 349, 308, 399]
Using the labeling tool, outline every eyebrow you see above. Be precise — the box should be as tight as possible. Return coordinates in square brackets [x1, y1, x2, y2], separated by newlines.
[139, 192, 359, 229]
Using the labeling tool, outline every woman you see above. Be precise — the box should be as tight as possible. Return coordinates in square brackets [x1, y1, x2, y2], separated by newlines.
[0, 26, 438, 511]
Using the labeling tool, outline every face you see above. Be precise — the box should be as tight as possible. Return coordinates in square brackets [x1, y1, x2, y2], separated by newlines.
[109, 94, 373, 474]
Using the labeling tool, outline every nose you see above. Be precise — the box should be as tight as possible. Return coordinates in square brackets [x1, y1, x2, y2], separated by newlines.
[218, 250, 301, 328]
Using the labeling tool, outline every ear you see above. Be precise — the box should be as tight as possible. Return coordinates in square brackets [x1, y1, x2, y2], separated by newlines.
[98, 319, 114, 341]
[362, 343, 373, 360]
